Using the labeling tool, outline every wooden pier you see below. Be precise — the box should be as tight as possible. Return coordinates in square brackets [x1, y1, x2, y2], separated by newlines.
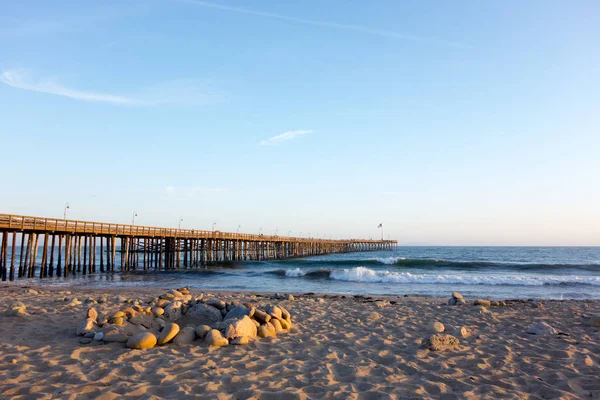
[0, 213, 397, 281]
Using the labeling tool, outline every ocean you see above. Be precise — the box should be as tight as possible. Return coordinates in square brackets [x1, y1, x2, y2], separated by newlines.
[8, 246, 600, 300]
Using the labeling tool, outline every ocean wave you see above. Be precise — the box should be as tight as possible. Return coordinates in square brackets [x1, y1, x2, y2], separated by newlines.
[276, 257, 600, 271]
[273, 266, 600, 286]
[369, 256, 407, 265]
[267, 269, 331, 279]
[285, 268, 305, 277]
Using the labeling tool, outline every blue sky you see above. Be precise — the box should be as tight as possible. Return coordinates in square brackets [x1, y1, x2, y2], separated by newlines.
[1, 0, 599, 245]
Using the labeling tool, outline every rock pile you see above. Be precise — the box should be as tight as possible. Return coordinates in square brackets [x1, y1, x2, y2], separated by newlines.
[474, 299, 507, 307]
[447, 293, 508, 307]
[447, 292, 466, 306]
[74, 287, 294, 350]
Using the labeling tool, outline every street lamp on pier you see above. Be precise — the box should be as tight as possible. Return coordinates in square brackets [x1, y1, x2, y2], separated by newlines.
[132, 211, 138, 225]
[179, 217, 183, 229]
[63, 203, 70, 220]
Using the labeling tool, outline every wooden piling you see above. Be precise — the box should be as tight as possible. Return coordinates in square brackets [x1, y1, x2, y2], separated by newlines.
[40, 233, 48, 278]
[0, 231, 7, 281]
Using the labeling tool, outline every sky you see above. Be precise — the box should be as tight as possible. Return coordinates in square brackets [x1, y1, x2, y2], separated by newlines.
[0, 0, 599, 246]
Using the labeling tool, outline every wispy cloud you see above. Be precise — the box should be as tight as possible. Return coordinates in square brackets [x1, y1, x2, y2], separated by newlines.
[1, 69, 134, 105]
[0, 69, 220, 106]
[177, 0, 469, 49]
[260, 130, 313, 146]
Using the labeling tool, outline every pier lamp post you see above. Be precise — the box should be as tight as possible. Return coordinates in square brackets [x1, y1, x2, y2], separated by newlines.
[212, 222, 217, 231]
[132, 212, 138, 225]
[63, 203, 70, 220]
[288, 231, 291, 236]
[300, 232, 303, 238]
[237, 225, 241, 233]
[179, 217, 183, 229]
[275, 228, 279, 236]
[259, 227, 262, 235]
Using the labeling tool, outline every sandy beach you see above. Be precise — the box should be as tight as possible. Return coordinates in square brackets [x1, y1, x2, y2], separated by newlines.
[1, 284, 599, 400]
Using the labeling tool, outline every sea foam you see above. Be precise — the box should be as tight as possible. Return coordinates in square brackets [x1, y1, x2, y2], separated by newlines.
[327, 266, 600, 286]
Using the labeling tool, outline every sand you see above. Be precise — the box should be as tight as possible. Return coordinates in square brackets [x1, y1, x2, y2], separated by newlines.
[0, 284, 599, 399]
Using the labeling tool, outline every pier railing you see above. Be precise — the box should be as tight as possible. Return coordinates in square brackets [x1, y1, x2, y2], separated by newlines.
[0, 213, 394, 244]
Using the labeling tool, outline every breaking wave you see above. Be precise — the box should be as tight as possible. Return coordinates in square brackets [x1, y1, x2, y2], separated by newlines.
[271, 266, 600, 286]
[276, 257, 600, 271]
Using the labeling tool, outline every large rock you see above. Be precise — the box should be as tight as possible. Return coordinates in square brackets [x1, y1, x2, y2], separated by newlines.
[422, 334, 460, 351]
[155, 299, 171, 308]
[205, 329, 229, 347]
[271, 318, 283, 333]
[474, 299, 491, 307]
[163, 301, 183, 321]
[86, 308, 98, 322]
[253, 309, 271, 323]
[265, 305, 283, 319]
[527, 322, 557, 336]
[196, 325, 211, 339]
[228, 316, 258, 339]
[152, 307, 165, 317]
[258, 323, 276, 338]
[173, 327, 196, 345]
[206, 299, 226, 310]
[127, 332, 157, 349]
[279, 318, 291, 330]
[166, 289, 183, 299]
[77, 318, 98, 336]
[452, 292, 463, 299]
[157, 323, 180, 345]
[280, 306, 291, 320]
[110, 311, 126, 320]
[186, 303, 223, 325]
[231, 336, 250, 345]
[121, 306, 137, 318]
[224, 305, 254, 320]
[103, 331, 129, 343]
[430, 321, 445, 333]
[448, 298, 466, 306]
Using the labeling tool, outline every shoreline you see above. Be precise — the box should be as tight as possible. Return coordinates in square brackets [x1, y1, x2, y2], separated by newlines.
[1, 284, 599, 399]
[2, 282, 599, 302]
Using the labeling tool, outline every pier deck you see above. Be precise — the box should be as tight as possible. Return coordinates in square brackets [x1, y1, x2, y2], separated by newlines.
[0, 213, 396, 280]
